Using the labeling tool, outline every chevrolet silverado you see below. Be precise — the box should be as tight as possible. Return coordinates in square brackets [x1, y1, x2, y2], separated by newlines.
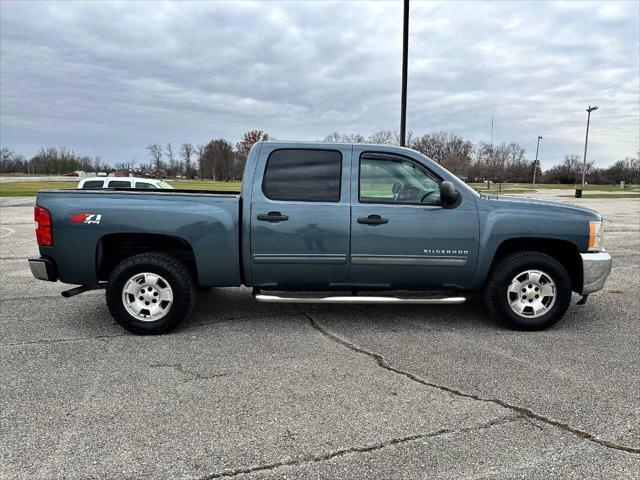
[28, 141, 612, 334]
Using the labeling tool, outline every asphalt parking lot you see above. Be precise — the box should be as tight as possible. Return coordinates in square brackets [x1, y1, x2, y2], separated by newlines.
[1, 193, 639, 479]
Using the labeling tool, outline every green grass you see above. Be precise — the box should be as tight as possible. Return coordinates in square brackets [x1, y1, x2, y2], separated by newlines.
[167, 180, 241, 191]
[0, 181, 76, 196]
[469, 182, 638, 192]
[0, 179, 242, 196]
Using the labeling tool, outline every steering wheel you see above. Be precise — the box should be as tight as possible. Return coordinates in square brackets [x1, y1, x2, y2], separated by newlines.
[420, 190, 439, 203]
[392, 182, 403, 201]
[397, 185, 423, 202]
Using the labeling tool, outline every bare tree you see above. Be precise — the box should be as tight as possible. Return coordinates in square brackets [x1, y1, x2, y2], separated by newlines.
[323, 132, 368, 143]
[165, 143, 178, 176]
[544, 154, 593, 184]
[92, 156, 102, 175]
[0, 147, 27, 173]
[368, 130, 394, 145]
[196, 144, 206, 179]
[180, 143, 194, 179]
[604, 156, 640, 184]
[200, 139, 234, 181]
[323, 132, 343, 142]
[146, 144, 163, 171]
[394, 130, 413, 146]
[114, 159, 137, 173]
[411, 132, 473, 176]
[138, 161, 152, 173]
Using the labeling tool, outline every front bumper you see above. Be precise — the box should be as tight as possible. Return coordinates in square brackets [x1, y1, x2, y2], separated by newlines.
[28, 257, 57, 282]
[580, 252, 612, 294]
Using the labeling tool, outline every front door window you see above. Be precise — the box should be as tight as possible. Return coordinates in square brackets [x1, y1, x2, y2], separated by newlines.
[360, 156, 441, 205]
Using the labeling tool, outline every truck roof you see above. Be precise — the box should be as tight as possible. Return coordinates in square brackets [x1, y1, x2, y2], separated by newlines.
[257, 140, 420, 155]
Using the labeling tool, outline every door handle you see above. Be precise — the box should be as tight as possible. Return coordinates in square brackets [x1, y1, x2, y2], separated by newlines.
[257, 211, 289, 223]
[357, 214, 389, 225]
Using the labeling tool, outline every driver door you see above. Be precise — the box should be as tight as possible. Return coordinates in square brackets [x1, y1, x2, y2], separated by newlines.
[349, 149, 478, 289]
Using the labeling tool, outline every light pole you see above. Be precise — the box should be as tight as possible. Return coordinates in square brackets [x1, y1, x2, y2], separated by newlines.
[533, 135, 542, 185]
[577, 105, 598, 197]
[399, 0, 409, 146]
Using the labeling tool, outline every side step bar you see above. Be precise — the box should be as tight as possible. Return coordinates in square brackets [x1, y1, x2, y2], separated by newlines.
[254, 293, 466, 305]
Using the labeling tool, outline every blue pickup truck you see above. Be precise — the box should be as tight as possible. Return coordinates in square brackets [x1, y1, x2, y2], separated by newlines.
[29, 141, 612, 334]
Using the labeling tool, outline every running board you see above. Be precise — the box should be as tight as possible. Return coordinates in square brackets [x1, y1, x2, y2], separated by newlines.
[61, 284, 105, 298]
[254, 293, 466, 305]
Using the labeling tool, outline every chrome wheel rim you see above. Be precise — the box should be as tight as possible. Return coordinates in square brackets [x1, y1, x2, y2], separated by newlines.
[507, 269, 556, 318]
[122, 272, 173, 321]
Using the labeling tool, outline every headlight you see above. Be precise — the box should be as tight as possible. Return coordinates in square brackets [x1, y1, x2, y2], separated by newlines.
[589, 220, 603, 251]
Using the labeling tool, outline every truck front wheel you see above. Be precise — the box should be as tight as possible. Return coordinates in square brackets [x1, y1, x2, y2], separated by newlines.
[484, 251, 572, 330]
[106, 252, 195, 334]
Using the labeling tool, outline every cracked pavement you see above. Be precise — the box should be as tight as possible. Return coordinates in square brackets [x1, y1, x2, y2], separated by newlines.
[1, 195, 639, 479]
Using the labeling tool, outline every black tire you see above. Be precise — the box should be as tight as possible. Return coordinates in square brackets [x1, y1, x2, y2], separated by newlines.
[484, 251, 572, 330]
[106, 252, 195, 335]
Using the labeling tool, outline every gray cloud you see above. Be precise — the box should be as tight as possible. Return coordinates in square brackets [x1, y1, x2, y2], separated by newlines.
[1, 0, 638, 168]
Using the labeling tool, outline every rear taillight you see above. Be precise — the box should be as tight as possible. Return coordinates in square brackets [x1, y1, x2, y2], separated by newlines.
[34, 205, 53, 246]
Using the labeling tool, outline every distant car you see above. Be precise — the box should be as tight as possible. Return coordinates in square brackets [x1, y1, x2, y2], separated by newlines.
[77, 177, 174, 190]
[64, 172, 79, 177]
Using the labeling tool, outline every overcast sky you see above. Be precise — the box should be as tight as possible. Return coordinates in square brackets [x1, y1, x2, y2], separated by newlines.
[1, 0, 638, 168]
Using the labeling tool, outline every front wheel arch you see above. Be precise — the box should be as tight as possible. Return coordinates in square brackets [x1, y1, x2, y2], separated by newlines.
[484, 237, 583, 293]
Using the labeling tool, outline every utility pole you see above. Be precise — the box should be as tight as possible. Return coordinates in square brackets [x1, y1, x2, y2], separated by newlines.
[577, 105, 598, 197]
[490, 116, 494, 149]
[399, 0, 409, 147]
[487, 116, 494, 190]
[533, 135, 542, 185]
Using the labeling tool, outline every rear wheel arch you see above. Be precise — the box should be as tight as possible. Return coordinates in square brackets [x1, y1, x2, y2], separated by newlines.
[96, 233, 199, 283]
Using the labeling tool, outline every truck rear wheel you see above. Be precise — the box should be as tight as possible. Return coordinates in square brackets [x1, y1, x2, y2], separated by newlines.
[106, 252, 195, 334]
[484, 251, 572, 330]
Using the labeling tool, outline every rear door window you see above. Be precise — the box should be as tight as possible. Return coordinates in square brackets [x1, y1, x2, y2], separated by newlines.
[262, 149, 342, 202]
[107, 180, 132, 188]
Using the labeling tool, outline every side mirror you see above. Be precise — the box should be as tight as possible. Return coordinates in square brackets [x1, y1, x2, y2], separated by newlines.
[440, 181, 459, 207]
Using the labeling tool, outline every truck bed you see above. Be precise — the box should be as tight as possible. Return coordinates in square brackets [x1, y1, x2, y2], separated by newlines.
[36, 189, 242, 287]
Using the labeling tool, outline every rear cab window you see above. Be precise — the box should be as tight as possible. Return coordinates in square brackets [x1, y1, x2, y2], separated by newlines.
[262, 149, 342, 202]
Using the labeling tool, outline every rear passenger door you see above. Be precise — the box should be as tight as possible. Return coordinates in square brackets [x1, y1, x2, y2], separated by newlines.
[250, 145, 351, 288]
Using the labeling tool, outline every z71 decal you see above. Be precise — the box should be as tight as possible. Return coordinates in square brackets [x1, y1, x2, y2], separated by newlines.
[69, 213, 102, 224]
